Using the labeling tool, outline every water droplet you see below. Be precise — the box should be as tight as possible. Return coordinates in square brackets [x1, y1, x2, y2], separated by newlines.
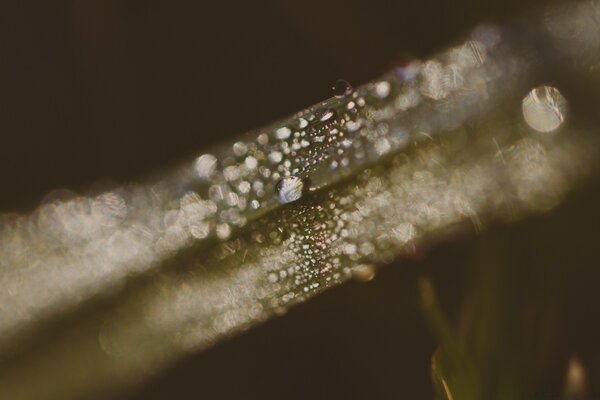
[223, 165, 241, 181]
[257, 133, 269, 145]
[253, 181, 265, 197]
[194, 154, 217, 180]
[275, 176, 309, 204]
[245, 156, 258, 169]
[341, 139, 353, 148]
[275, 127, 292, 140]
[374, 81, 391, 99]
[522, 85, 567, 133]
[238, 181, 251, 194]
[268, 151, 283, 163]
[331, 79, 353, 98]
[316, 108, 336, 122]
[232, 141, 248, 156]
[298, 118, 309, 128]
[216, 223, 231, 239]
[353, 264, 376, 282]
[346, 120, 362, 133]
[343, 243, 357, 255]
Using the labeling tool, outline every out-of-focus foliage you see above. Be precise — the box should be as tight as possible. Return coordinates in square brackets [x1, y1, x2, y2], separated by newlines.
[426, 228, 592, 400]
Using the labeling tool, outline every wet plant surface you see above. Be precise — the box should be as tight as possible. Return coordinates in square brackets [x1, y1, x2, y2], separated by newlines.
[1, 1, 600, 399]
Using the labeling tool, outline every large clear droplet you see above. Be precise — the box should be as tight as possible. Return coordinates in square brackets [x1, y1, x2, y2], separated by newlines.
[331, 79, 353, 98]
[275, 176, 308, 204]
[522, 85, 567, 133]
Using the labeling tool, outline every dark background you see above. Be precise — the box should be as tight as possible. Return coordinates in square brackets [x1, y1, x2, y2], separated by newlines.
[3, 1, 599, 399]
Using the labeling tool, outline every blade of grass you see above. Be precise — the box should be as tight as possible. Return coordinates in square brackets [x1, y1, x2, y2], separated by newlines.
[1, 2, 600, 398]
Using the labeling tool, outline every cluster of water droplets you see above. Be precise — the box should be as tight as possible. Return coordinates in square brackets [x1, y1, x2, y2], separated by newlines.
[181, 31, 501, 247]
[6, 9, 600, 396]
[2, 19, 582, 354]
[189, 82, 369, 239]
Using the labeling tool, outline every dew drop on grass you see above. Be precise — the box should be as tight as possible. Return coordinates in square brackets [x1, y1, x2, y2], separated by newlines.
[374, 81, 391, 99]
[232, 141, 248, 156]
[352, 264, 376, 282]
[316, 108, 336, 122]
[298, 118, 309, 128]
[275, 126, 292, 140]
[195, 154, 217, 180]
[268, 151, 283, 163]
[275, 176, 309, 204]
[244, 156, 258, 169]
[216, 223, 231, 239]
[331, 79, 353, 98]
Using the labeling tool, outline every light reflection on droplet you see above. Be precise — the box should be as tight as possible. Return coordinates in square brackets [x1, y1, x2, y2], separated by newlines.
[232, 142, 248, 156]
[194, 154, 217, 180]
[216, 223, 231, 240]
[374, 81, 391, 99]
[244, 156, 258, 170]
[331, 79, 353, 98]
[316, 108, 336, 122]
[275, 176, 307, 204]
[275, 127, 292, 140]
[346, 120, 362, 133]
[352, 264, 376, 282]
[257, 133, 269, 145]
[522, 86, 567, 133]
[238, 181, 251, 194]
